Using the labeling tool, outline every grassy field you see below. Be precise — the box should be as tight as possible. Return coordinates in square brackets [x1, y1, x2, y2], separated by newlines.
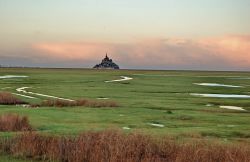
[0, 68, 249, 141]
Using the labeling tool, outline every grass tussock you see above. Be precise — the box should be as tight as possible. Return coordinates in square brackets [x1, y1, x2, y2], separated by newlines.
[0, 130, 249, 162]
[0, 92, 27, 105]
[31, 99, 118, 108]
[0, 114, 33, 132]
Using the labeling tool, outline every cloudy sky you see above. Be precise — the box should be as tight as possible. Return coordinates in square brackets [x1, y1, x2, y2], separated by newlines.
[0, 0, 250, 70]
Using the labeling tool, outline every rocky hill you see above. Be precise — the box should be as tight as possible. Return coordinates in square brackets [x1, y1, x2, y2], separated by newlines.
[93, 54, 119, 69]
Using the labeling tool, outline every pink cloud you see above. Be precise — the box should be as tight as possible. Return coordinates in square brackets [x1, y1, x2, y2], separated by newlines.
[199, 35, 250, 66]
[31, 35, 250, 70]
[32, 42, 117, 61]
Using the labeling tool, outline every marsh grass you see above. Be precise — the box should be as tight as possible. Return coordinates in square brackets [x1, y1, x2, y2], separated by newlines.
[0, 114, 33, 132]
[0, 92, 27, 105]
[0, 130, 249, 162]
[30, 99, 118, 108]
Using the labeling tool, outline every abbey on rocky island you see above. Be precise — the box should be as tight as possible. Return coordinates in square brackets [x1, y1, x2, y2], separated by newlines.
[93, 54, 120, 69]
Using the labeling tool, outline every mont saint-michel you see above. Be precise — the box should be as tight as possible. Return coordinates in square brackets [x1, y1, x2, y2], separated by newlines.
[93, 54, 120, 69]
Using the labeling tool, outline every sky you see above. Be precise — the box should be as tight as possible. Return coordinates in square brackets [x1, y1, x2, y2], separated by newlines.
[0, 0, 250, 70]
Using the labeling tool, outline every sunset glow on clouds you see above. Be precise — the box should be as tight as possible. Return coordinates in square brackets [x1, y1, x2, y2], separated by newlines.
[199, 35, 250, 66]
[31, 35, 250, 70]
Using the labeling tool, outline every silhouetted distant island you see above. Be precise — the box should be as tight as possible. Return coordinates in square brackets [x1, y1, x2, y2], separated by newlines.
[93, 54, 119, 69]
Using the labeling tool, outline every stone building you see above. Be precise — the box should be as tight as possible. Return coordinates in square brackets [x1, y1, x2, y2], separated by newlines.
[93, 54, 120, 69]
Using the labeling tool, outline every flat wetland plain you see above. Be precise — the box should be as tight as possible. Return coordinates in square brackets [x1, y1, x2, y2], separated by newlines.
[0, 68, 250, 161]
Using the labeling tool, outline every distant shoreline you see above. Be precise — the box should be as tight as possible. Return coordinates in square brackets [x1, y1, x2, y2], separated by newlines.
[0, 66, 249, 72]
